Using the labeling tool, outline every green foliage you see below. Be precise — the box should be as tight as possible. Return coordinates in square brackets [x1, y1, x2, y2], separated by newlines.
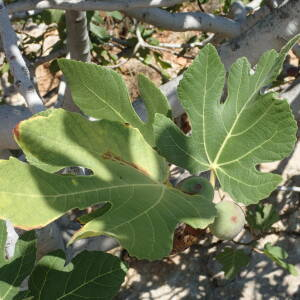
[0, 220, 127, 299]
[89, 11, 110, 42]
[246, 203, 279, 233]
[90, 22, 110, 41]
[0, 35, 299, 293]
[35, 9, 65, 25]
[0, 220, 36, 299]
[263, 243, 298, 276]
[106, 11, 123, 21]
[28, 250, 127, 300]
[58, 59, 171, 146]
[153, 36, 300, 205]
[0, 109, 215, 260]
[216, 247, 250, 279]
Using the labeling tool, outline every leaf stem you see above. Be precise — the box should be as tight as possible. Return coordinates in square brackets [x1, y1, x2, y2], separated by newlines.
[210, 170, 216, 188]
[252, 247, 264, 254]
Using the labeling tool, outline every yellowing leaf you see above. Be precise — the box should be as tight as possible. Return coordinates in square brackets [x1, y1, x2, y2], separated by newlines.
[0, 109, 215, 260]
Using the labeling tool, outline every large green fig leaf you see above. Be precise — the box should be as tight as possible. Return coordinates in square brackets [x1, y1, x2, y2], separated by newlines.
[0, 220, 36, 299]
[14, 108, 168, 181]
[28, 250, 127, 300]
[0, 109, 215, 259]
[58, 59, 170, 146]
[154, 36, 300, 205]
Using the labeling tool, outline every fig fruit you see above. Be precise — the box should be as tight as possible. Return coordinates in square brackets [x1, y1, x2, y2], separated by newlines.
[176, 176, 213, 198]
[209, 201, 245, 240]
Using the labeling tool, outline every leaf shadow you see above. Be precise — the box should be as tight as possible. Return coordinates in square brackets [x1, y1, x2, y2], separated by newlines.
[115, 232, 300, 300]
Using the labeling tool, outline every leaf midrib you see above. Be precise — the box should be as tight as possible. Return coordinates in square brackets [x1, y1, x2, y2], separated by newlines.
[203, 49, 212, 165]
[212, 59, 270, 167]
[0, 183, 162, 199]
[84, 83, 128, 123]
[109, 186, 165, 231]
[56, 266, 122, 300]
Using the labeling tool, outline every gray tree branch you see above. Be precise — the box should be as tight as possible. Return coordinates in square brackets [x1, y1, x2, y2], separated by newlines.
[125, 8, 241, 38]
[0, 105, 32, 149]
[7, 0, 187, 13]
[59, 9, 91, 112]
[0, 0, 44, 114]
[7, 0, 241, 38]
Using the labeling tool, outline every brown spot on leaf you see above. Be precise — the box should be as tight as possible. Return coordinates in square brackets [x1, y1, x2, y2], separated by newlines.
[13, 122, 21, 140]
[102, 151, 150, 177]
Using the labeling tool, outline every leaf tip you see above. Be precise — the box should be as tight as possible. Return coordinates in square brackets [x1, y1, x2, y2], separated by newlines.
[13, 121, 21, 141]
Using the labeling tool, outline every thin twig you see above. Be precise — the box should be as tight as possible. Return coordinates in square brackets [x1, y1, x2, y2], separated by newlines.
[252, 247, 264, 254]
[232, 239, 257, 246]
[136, 26, 168, 52]
[136, 26, 213, 54]
[106, 21, 140, 69]
[159, 34, 215, 48]
[197, 0, 205, 13]
[277, 186, 300, 192]
[33, 47, 67, 68]
[106, 58, 131, 69]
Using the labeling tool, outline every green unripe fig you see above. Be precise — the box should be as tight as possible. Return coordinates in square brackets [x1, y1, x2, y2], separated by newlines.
[176, 176, 213, 199]
[209, 201, 245, 240]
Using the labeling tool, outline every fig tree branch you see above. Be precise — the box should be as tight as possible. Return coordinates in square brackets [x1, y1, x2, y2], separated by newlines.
[7, 0, 241, 38]
[33, 47, 67, 68]
[0, 0, 44, 113]
[7, 0, 188, 13]
[60, 10, 91, 112]
[125, 8, 241, 38]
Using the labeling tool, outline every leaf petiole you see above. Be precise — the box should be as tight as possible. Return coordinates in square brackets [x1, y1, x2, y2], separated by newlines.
[210, 169, 216, 188]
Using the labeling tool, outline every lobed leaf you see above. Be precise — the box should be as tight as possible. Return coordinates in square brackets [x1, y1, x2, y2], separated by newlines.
[154, 35, 300, 205]
[216, 247, 250, 279]
[58, 59, 170, 146]
[28, 250, 127, 300]
[13, 108, 168, 182]
[0, 109, 215, 260]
